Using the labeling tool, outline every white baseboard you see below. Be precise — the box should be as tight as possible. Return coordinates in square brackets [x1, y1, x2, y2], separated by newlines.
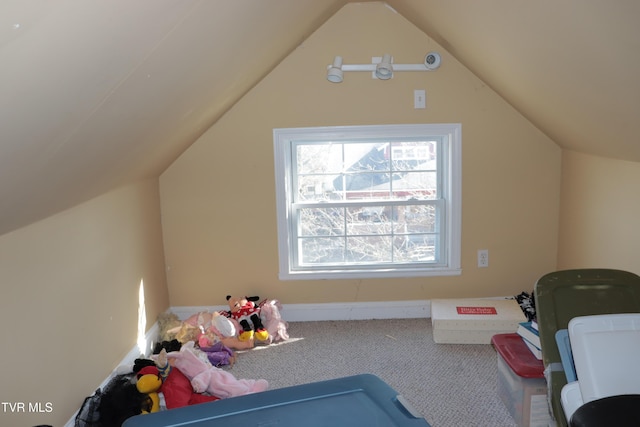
[171, 305, 228, 320]
[171, 300, 431, 322]
[282, 300, 430, 321]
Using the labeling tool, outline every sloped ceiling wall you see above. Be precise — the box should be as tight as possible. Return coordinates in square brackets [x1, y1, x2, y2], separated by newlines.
[387, 0, 640, 160]
[0, 0, 344, 235]
[1, 0, 639, 236]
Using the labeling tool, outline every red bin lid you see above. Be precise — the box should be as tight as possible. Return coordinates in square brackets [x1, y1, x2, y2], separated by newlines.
[491, 333, 544, 378]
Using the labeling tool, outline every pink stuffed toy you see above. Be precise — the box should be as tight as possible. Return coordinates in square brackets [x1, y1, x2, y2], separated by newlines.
[150, 352, 219, 409]
[167, 341, 268, 399]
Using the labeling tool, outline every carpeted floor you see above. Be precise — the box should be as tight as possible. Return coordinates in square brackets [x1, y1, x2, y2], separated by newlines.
[227, 318, 518, 427]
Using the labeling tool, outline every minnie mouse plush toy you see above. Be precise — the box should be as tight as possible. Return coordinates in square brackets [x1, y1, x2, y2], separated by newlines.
[226, 295, 270, 341]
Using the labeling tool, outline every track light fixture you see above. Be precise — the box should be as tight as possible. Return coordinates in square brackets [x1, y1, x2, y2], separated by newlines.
[375, 54, 393, 80]
[326, 52, 441, 83]
[327, 56, 343, 83]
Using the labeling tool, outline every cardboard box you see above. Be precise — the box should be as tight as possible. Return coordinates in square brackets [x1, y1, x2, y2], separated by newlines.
[431, 298, 525, 344]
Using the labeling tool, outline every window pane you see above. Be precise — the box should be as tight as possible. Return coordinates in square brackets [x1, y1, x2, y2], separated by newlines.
[346, 236, 392, 263]
[297, 174, 340, 202]
[298, 203, 439, 265]
[299, 207, 344, 236]
[300, 237, 344, 264]
[389, 171, 437, 200]
[393, 234, 437, 262]
[346, 206, 391, 235]
[336, 173, 391, 197]
[391, 141, 437, 171]
[393, 205, 437, 233]
[343, 143, 388, 172]
[297, 144, 342, 174]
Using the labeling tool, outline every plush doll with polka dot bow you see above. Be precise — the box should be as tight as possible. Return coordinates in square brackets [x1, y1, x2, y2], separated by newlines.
[226, 295, 269, 341]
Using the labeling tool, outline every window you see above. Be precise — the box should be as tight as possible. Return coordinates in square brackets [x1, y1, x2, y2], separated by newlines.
[273, 124, 461, 280]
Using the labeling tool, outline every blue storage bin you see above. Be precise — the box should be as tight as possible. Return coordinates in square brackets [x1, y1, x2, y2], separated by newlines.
[123, 373, 430, 427]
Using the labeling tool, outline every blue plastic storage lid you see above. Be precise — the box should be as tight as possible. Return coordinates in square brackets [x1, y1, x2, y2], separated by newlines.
[122, 374, 431, 427]
[555, 329, 577, 382]
[492, 333, 544, 378]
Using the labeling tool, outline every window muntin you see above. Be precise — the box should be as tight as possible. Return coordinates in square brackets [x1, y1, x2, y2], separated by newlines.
[274, 124, 461, 280]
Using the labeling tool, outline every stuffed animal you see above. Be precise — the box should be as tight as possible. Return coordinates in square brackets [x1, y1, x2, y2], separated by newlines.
[199, 341, 236, 367]
[257, 299, 290, 344]
[226, 295, 269, 341]
[152, 349, 219, 409]
[135, 368, 162, 413]
[167, 341, 268, 398]
[160, 310, 254, 350]
[96, 374, 150, 426]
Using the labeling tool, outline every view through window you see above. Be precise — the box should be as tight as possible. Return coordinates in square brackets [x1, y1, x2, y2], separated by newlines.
[274, 124, 461, 279]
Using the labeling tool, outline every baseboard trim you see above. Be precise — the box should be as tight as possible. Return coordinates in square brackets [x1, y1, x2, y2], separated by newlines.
[171, 300, 431, 322]
[283, 300, 430, 321]
[171, 305, 228, 320]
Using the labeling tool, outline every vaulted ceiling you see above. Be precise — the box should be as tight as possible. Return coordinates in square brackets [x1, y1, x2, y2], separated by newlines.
[1, 0, 639, 236]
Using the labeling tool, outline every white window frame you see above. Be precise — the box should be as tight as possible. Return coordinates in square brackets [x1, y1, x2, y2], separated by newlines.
[273, 123, 461, 280]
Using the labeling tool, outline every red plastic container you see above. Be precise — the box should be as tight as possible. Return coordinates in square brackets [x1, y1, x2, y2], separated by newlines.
[492, 333, 544, 378]
[492, 333, 549, 426]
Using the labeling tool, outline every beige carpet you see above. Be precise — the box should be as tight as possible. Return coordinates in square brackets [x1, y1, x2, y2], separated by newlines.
[227, 318, 518, 427]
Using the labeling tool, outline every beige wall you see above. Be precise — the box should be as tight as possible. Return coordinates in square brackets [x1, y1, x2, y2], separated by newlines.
[3, 5, 636, 427]
[160, 2, 562, 306]
[557, 150, 640, 274]
[0, 179, 169, 427]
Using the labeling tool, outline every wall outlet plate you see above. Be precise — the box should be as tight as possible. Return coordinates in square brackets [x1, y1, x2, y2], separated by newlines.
[477, 249, 489, 267]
